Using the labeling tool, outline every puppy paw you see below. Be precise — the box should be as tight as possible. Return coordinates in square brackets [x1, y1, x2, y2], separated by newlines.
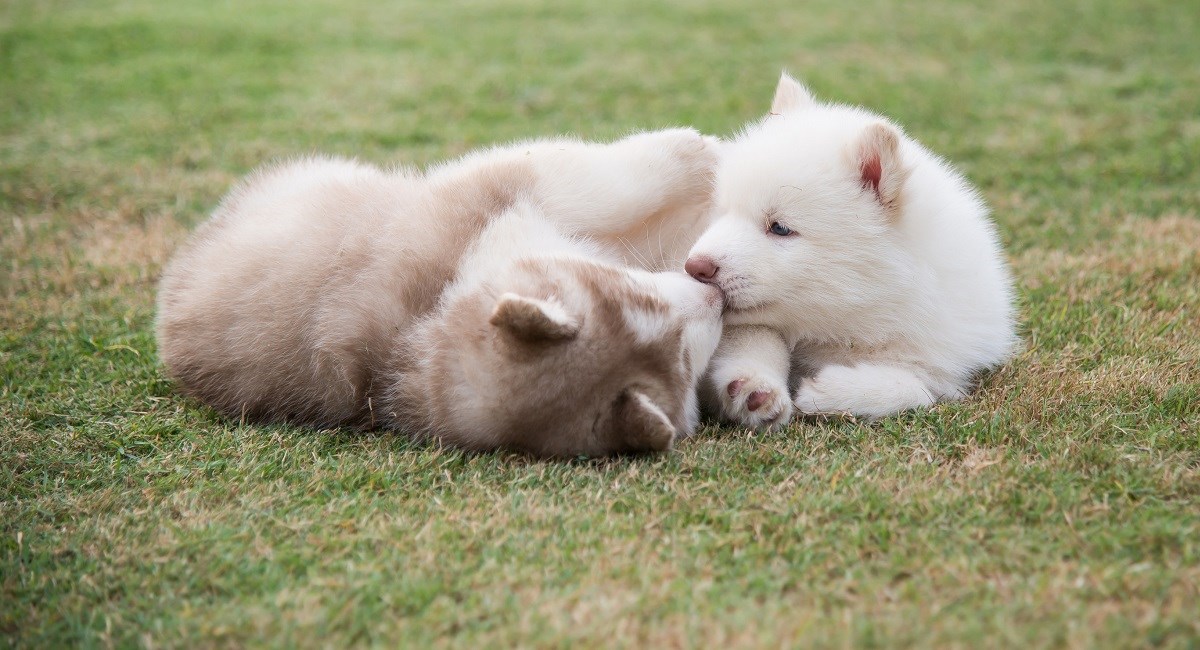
[719, 373, 793, 430]
[621, 128, 719, 191]
[793, 376, 843, 415]
[666, 129, 720, 179]
[794, 364, 938, 418]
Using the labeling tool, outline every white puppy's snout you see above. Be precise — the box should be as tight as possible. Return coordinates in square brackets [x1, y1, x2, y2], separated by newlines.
[685, 255, 720, 283]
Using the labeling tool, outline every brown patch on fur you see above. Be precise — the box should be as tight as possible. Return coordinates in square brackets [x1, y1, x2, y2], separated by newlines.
[490, 295, 579, 343]
[611, 389, 675, 452]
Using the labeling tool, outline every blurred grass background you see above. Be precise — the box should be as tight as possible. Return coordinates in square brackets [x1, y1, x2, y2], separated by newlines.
[2, 0, 1198, 647]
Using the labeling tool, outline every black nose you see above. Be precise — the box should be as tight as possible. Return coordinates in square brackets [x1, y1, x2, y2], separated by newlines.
[685, 256, 719, 283]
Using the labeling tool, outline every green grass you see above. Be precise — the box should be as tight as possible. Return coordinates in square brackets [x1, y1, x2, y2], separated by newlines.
[3, 0, 1198, 646]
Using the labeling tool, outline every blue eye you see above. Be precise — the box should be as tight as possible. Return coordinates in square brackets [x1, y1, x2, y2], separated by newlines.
[768, 221, 794, 236]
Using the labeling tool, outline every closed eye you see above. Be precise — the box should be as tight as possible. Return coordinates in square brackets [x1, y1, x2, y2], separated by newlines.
[767, 221, 797, 237]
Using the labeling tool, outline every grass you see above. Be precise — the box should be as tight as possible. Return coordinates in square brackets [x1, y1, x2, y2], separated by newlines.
[2, 0, 1198, 646]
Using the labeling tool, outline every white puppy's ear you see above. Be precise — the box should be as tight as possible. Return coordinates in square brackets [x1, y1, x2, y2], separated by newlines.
[856, 122, 911, 219]
[490, 293, 580, 343]
[613, 389, 675, 452]
[771, 72, 816, 114]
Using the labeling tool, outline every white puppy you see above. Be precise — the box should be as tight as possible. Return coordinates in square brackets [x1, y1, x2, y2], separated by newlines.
[686, 74, 1018, 426]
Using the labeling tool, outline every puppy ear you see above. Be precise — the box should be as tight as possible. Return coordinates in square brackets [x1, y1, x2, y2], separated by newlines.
[857, 122, 911, 219]
[612, 389, 675, 452]
[771, 71, 816, 114]
[489, 293, 579, 343]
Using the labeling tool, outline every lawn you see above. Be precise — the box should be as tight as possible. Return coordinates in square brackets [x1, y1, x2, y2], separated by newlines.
[2, 0, 1198, 647]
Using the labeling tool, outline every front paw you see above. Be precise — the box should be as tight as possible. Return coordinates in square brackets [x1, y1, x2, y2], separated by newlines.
[794, 364, 937, 418]
[622, 128, 719, 189]
[719, 373, 793, 430]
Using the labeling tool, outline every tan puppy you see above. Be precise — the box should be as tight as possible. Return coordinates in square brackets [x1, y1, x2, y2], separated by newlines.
[157, 131, 723, 457]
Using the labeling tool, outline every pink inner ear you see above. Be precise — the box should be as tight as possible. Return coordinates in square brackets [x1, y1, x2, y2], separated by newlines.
[860, 154, 883, 197]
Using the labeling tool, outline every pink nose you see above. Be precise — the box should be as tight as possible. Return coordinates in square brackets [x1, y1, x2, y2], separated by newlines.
[685, 256, 719, 283]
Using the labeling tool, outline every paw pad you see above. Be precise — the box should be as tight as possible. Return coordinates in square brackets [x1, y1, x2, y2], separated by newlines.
[727, 378, 746, 398]
[745, 390, 770, 412]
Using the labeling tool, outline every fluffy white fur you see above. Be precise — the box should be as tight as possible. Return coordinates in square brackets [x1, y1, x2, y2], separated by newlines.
[686, 73, 1018, 425]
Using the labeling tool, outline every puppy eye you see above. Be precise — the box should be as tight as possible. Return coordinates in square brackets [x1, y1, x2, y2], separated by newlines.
[768, 221, 795, 237]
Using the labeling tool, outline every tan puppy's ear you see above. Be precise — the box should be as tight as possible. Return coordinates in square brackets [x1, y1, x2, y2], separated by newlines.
[857, 122, 912, 219]
[612, 389, 675, 452]
[770, 71, 816, 114]
[489, 293, 579, 343]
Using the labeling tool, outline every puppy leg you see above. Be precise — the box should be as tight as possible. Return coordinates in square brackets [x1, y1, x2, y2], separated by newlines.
[437, 130, 715, 226]
[794, 363, 945, 419]
[703, 325, 793, 430]
[430, 130, 716, 270]
[530, 128, 718, 234]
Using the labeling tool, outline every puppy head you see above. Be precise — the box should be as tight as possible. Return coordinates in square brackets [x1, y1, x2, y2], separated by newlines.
[685, 76, 917, 339]
[421, 257, 723, 457]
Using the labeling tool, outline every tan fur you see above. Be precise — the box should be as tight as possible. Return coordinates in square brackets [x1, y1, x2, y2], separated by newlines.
[384, 257, 697, 456]
[157, 131, 722, 457]
[489, 294, 580, 343]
